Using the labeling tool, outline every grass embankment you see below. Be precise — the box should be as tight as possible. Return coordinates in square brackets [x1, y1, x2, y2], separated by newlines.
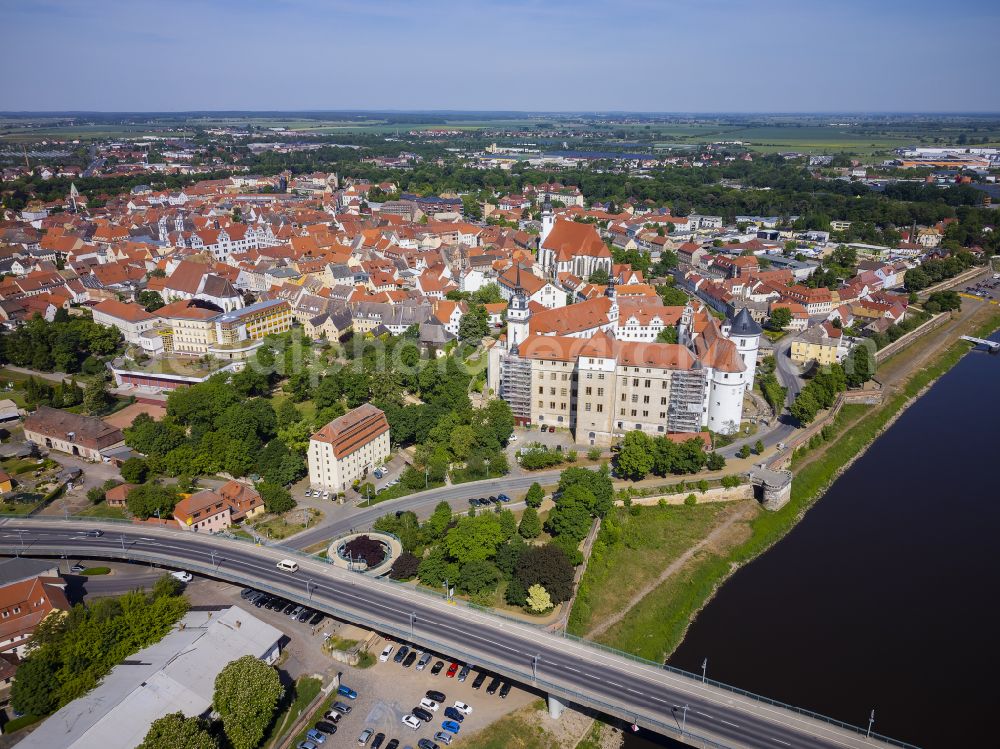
[568, 503, 731, 636]
[77, 502, 127, 519]
[594, 311, 1000, 662]
[465, 699, 562, 749]
[263, 675, 322, 749]
[80, 567, 110, 576]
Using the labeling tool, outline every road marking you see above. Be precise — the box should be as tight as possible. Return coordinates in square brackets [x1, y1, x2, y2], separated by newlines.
[719, 719, 740, 728]
[772, 739, 791, 746]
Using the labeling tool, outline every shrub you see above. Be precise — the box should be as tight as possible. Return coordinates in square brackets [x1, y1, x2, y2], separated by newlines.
[684, 493, 697, 506]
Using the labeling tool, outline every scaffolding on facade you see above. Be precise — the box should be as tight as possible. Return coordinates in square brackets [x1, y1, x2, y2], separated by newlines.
[667, 369, 706, 433]
[500, 352, 533, 423]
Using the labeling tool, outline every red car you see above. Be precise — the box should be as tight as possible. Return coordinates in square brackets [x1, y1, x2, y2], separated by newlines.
[446, 662, 459, 678]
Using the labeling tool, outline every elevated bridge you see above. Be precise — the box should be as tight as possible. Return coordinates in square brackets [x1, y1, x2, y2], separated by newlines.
[0, 518, 918, 749]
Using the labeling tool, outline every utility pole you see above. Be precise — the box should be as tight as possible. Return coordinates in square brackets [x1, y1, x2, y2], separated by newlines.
[701, 657, 708, 682]
[867, 709, 875, 739]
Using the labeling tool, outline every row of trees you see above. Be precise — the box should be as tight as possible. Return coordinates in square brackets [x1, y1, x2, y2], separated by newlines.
[11, 577, 189, 717]
[904, 252, 977, 291]
[788, 364, 849, 425]
[613, 432, 725, 481]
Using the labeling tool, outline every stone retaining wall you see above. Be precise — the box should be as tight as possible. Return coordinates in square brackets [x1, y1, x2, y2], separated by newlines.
[616, 484, 753, 507]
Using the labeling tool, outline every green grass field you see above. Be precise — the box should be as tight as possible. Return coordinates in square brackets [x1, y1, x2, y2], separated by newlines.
[568, 502, 731, 636]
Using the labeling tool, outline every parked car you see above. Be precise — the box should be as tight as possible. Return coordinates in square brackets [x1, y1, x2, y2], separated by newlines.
[402, 651, 417, 668]
[498, 493, 510, 502]
[296, 608, 313, 622]
[297, 741, 318, 749]
[445, 662, 459, 678]
[332, 701, 352, 715]
[419, 698, 439, 712]
[316, 721, 338, 734]
[425, 689, 446, 703]
[240, 588, 256, 599]
[322, 710, 342, 724]
[417, 740, 439, 749]
[416, 652, 432, 670]
[394, 645, 410, 664]
[168, 570, 193, 582]
[338, 684, 358, 700]
[306, 728, 327, 744]
[471, 671, 487, 690]
[453, 701, 472, 715]
[486, 676, 501, 695]
[380, 644, 394, 662]
[289, 605, 305, 618]
[433, 732, 453, 746]
[357, 728, 374, 746]
[431, 660, 445, 675]
[457, 665, 471, 682]
[371, 733, 385, 749]
[412, 707, 433, 723]
[401, 714, 422, 730]
[441, 720, 461, 735]
[385, 739, 399, 749]
[499, 682, 512, 699]
[308, 611, 324, 626]
[70, 564, 85, 574]
[282, 602, 297, 615]
[443, 707, 464, 723]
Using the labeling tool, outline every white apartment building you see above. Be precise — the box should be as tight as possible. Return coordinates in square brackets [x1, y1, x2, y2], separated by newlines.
[308, 404, 391, 492]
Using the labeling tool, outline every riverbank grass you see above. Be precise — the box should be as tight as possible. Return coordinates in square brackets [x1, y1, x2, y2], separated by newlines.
[591, 310, 1000, 662]
[568, 502, 733, 637]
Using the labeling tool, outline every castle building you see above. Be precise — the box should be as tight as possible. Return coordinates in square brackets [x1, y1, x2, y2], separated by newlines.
[488, 277, 760, 444]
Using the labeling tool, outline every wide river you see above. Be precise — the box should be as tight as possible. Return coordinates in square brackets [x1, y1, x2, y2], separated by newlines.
[626, 332, 1000, 749]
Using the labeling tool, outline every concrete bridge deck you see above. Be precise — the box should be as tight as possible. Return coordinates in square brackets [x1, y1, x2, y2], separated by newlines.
[0, 518, 918, 749]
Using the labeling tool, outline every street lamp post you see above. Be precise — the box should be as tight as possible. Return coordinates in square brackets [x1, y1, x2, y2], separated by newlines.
[16, 529, 24, 556]
[120, 533, 126, 552]
[681, 704, 689, 736]
[307, 579, 315, 600]
[531, 655, 540, 681]
[701, 657, 708, 683]
[424, 467, 429, 489]
[867, 709, 875, 739]
[485, 458, 490, 478]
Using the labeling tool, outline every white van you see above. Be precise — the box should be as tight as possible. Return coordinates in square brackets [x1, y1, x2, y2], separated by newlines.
[276, 559, 299, 573]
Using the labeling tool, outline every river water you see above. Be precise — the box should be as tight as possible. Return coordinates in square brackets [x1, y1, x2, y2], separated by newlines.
[625, 333, 1000, 749]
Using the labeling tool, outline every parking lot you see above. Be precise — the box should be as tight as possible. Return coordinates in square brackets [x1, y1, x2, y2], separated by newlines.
[185, 578, 536, 747]
[319, 637, 537, 748]
[961, 275, 1000, 303]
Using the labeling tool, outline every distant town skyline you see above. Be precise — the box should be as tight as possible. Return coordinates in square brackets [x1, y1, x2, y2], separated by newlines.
[3, 0, 999, 112]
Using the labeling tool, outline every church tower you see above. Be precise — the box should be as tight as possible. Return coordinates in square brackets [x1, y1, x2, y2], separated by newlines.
[507, 264, 531, 353]
[540, 201, 554, 246]
[68, 182, 79, 213]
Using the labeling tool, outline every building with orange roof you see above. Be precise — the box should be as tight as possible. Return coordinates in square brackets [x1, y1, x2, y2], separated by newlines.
[0, 574, 70, 657]
[490, 276, 761, 443]
[537, 209, 612, 280]
[308, 404, 390, 493]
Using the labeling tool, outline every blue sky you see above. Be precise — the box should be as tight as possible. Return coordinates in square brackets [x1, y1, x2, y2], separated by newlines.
[3, 0, 998, 112]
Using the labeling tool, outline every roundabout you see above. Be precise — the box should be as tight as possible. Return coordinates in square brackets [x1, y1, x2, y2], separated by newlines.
[327, 531, 402, 576]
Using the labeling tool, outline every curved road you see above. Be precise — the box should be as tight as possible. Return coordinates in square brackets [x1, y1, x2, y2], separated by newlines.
[0, 519, 909, 749]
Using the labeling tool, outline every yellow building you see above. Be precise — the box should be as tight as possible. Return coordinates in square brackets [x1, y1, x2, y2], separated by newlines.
[790, 323, 844, 366]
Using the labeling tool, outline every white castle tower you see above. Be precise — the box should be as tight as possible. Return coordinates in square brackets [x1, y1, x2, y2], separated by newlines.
[724, 307, 762, 391]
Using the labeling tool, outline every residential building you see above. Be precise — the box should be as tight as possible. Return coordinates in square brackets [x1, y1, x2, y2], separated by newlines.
[0, 571, 69, 658]
[308, 404, 390, 492]
[790, 322, 845, 366]
[91, 299, 158, 344]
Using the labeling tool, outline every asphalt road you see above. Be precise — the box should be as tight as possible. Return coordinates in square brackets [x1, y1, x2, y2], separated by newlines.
[0, 519, 906, 749]
[285, 470, 567, 550]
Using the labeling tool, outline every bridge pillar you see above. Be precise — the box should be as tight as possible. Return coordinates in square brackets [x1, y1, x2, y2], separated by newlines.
[547, 693, 566, 720]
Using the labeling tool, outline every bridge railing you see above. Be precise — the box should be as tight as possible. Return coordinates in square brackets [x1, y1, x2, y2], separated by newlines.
[0, 517, 920, 749]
